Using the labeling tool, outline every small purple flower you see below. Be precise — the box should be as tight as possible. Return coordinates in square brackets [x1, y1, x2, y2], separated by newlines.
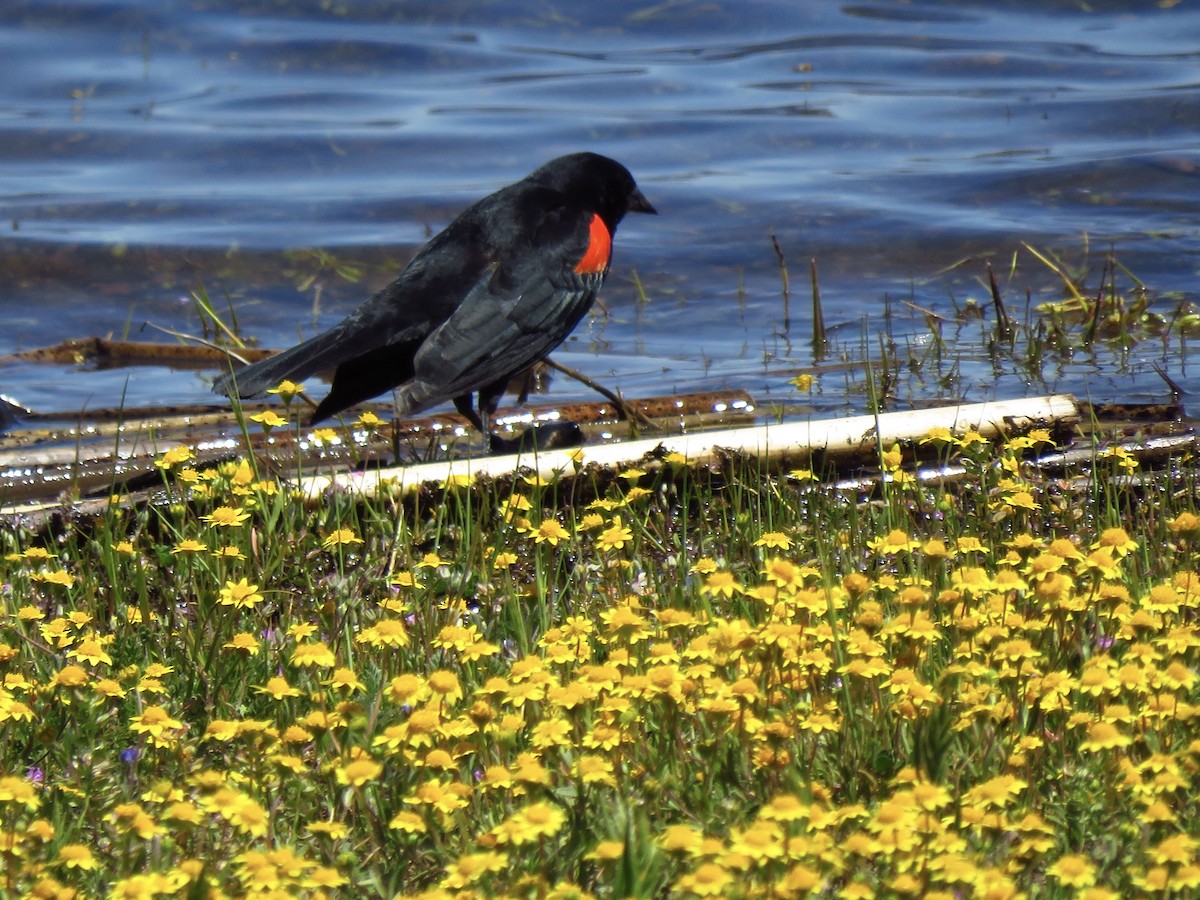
[120, 746, 140, 764]
[26, 767, 43, 784]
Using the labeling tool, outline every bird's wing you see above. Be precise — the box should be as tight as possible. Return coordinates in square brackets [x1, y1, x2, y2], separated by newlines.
[398, 205, 601, 414]
[212, 219, 493, 399]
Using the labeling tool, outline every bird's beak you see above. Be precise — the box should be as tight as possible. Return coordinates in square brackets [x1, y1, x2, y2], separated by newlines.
[628, 187, 657, 215]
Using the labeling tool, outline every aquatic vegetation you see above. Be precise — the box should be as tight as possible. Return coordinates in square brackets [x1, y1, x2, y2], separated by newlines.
[1, 424, 1198, 898]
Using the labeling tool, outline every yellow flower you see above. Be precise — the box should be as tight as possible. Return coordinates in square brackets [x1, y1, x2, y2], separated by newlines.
[599, 605, 651, 644]
[163, 801, 203, 826]
[203, 720, 240, 742]
[1001, 490, 1039, 511]
[0, 775, 39, 810]
[1079, 721, 1131, 752]
[587, 840, 626, 861]
[920, 426, 955, 445]
[440, 851, 508, 890]
[322, 528, 363, 549]
[962, 774, 1027, 809]
[292, 641, 336, 668]
[52, 664, 89, 688]
[532, 519, 571, 546]
[761, 556, 803, 590]
[65, 639, 112, 667]
[955, 536, 989, 554]
[575, 755, 616, 786]
[155, 446, 194, 469]
[1047, 854, 1096, 888]
[109, 803, 163, 841]
[172, 539, 207, 554]
[0, 695, 34, 722]
[491, 550, 519, 569]
[223, 632, 260, 653]
[308, 427, 339, 446]
[217, 578, 264, 609]
[337, 754, 383, 788]
[491, 802, 565, 846]
[1168, 511, 1200, 536]
[1099, 445, 1138, 472]
[203, 506, 250, 527]
[701, 570, 742, 598]
[730, 821, 786, 862]
[1093, 526, 1137, 557]
[389, 571, 423, 589]
[328, 667, 365, 693]
[255, 675, 302, 700]
[754, 531, 792, 550]
[225, 796, 268, 837]
[659, 824, 703, 854]
[267, 379, 304, 398]
[250, 410, 288, 429]
[406, 552, 442, 570]
[292, 624, 321, 643]
[881, 443, 903, 471]
[357, 619, 411, 649]
[675, 862, 733, 897]
[92, 678, 125, 699]
[597, 516, 633, 551]
[405, 779, 471, 816]
[868, 529, 919, 554]
[388, 811, 427, 840]
[428, 669, 463, 706]
[34, 570, 76, 587]
[130, 705, 183, 743]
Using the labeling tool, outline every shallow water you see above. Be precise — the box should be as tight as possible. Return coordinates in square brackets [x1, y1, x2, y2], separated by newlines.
[3, 0, 1198, 422]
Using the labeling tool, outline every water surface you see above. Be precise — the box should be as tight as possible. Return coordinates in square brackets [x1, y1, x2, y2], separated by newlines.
[3, 0, 1198, 422]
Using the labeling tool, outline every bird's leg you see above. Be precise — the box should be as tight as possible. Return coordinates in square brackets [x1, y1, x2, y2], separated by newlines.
[477, 380, 509, 453]
[453, 394, 486, 440]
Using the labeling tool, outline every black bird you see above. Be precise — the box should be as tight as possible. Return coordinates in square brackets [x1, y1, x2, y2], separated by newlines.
[213, 152, 655, 446]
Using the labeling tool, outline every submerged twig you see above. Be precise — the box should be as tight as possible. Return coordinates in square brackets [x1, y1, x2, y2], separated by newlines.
[542, 359, 655, 429]
[810, 257, 826, 356]
[987, 262, 1013, 338]
[770, 230, 791, 331]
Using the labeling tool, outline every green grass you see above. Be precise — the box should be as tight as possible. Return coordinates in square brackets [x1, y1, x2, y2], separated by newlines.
[2, 413, 1199, 898]
[1, 244, 1198, 898]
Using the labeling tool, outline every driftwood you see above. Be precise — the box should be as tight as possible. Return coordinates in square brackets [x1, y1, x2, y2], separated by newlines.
[2, 336, 1192, 526]
[0, 389, 758, 514]
[0, 336, 275, 369]
[296, 394, 1084, 498]
[2, 392, 1194, 531]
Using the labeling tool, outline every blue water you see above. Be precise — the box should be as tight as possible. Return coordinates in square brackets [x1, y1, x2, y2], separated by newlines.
[2, 0, 1198, 420]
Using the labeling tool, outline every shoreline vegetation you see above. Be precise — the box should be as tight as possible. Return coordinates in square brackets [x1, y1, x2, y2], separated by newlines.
[1, 249, 1198, 897]
[2, 391, 1198, 897]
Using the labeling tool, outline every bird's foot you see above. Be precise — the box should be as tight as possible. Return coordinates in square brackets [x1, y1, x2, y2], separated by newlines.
[487, 421, 585, 454]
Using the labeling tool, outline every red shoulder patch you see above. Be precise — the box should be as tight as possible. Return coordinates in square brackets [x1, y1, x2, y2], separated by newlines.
[573, 213, 612, 275]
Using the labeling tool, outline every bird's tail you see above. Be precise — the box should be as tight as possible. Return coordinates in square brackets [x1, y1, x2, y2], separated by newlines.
[212, 326, 353, 399]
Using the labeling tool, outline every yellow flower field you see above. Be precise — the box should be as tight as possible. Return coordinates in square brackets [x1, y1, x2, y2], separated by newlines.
[1, 427, 1198, 898]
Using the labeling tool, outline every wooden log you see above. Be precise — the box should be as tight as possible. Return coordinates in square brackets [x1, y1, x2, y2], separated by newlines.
[297, 394, 1082, 498]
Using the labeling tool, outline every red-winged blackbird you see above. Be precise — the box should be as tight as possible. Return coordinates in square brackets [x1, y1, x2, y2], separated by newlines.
[213, 152, 655, 445]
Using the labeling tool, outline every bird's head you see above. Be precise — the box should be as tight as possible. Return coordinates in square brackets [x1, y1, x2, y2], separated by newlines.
[531, 152, 656, 233]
